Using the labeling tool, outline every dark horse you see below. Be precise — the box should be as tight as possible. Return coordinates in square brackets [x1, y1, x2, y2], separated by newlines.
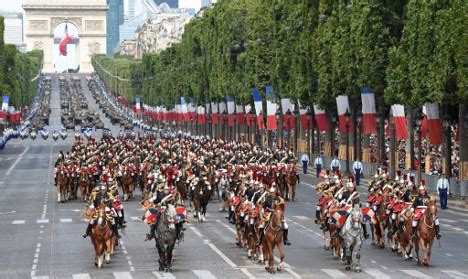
[192, 180, 212, 222]
[155, 205, 177, 272]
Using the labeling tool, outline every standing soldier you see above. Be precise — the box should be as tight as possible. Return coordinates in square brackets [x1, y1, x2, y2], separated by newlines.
[436, 173, 449, 209]
[301, 153, 309, 174]
[314, 154, 323, 178]
[353, 159, 363, 186]
[330, 156, 341, 173]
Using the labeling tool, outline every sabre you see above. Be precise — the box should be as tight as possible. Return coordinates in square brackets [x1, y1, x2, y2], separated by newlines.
[437, 238, 441, 248]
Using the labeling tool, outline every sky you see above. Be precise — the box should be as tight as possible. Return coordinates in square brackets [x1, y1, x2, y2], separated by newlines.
[1, 0, 24, 12]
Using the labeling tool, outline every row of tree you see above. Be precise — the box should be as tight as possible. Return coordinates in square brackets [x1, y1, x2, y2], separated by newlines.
[93, 0, 467, 178]
[0, 17, 44, 111]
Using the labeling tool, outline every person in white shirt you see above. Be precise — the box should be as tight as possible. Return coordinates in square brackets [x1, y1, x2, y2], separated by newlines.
[314, 154, 324, 177]
[330, 156, 341, 173]
[301, 153, 310, 174]
[437, 173, 450, 209]
[353, 159, 363, 186]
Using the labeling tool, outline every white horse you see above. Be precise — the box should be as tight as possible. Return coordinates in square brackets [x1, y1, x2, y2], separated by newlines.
[340, 204, 363, 272]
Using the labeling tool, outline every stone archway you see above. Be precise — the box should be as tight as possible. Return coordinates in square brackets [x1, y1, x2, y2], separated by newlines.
[23, 0, 108, 73]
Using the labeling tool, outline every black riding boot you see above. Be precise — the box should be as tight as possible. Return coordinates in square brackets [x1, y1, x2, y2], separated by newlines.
[121, 209, 126, 224]
[362, 223, 369, 239]
[412, 225, 418, 240]
[227, 210, 235, 224]
[435, 225, 441, 239]
[145, 224, 156, 241]
[112, 225, 121, 239]
[314, 210, 321, 223]
[283, 229, 291, 245]
[82, 224, 93, 238]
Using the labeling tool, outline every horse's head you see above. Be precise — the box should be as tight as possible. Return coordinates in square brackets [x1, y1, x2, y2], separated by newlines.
[350, 205, 362, 230]
[271, 204, 284, 230]
[97, 204, 107, 227]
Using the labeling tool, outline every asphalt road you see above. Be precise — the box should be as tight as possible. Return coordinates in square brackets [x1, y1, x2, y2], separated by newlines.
[0, 74, 467, 279]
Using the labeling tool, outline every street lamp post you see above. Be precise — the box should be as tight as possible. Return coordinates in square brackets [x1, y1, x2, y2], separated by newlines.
[442, 114, 452, 177]
[390, 116, 396, 179]
[306, 108, 312, 158]
[415, 113, 423, 185]
[223, 110, 228, 140]
[345, 109, 351, 174]
[330, 115, 337, 157]
[285, 109, 292, 149]
[293, 106, 300, 153]
[276, 108, 281, 149]
[356, 111, 363, 160]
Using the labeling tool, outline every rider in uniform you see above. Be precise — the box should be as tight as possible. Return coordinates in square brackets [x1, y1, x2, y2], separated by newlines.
[411, 184, 441, 240]
[256, 187, 291, 246]
[145, 185, 174, 241]
[83, 184, 122, 239]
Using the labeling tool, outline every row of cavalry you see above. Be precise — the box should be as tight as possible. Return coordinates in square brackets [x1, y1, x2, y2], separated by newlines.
[315, 171, 440, 270]
[54, 132, 300, 273]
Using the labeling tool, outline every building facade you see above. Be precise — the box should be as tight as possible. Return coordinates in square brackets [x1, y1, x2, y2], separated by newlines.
[0, 11, 25, 51]
[154, 0, 179, 8]
[106, 0, 124, 56]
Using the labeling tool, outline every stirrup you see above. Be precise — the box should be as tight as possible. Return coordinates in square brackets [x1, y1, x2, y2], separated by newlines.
[82, 233, 88, 238]
[436, 234, 441, 240]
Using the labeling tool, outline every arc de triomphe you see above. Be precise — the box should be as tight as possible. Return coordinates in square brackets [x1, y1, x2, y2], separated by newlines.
[23, 0, 108, 73]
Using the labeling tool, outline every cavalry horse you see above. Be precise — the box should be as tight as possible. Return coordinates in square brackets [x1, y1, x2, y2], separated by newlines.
[192, 179, 212, 222]
[261, 204, 285, 274]
[79, 171, 92, 202]
[56, 171, 69, 203]
[414, 199, 437, 267]
[89, 204, 117, 269]
[340, 205, 363, 272]
[120, 171, 134, 201]
[154, 204, 177, 272]
[371, 193, 388, 248]
[284, 167, 298, 201]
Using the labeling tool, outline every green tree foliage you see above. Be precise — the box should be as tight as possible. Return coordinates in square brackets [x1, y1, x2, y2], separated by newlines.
[0, 16, 43, 110]
[93, 0, 464, 112]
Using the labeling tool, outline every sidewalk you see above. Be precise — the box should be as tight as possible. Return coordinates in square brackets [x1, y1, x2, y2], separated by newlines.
[302, 164, 468, 215]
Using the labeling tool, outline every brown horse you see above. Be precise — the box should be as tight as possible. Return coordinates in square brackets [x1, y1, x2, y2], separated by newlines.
[371, 194, 389, 248]
[261, 205, 285, 274]
[56, 172, 68, 203]
[396, 206, 414, 260]
[121, 173, 134, 201]
[285, 170, 297, 201]
[89, 204, 116, 269]
[414, 199, 437, 267]
[80, 172, 92, 202]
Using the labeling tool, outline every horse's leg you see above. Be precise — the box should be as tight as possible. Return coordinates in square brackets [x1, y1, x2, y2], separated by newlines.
[277, 241, 285, 272]
[355, 241, 362, 272]
[97, 244, 104, 269]
[427, 240, 433, 267]
[414, 238, 421, 266]
[268, 245, 275, 274]
[421, 239, 428, 266]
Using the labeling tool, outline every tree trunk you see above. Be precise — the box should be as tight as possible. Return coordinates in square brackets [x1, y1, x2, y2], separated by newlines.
[459, 104, 468, 180]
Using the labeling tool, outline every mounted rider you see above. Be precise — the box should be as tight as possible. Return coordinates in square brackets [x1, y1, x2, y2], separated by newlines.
[411, 182, 441, 240]
[82, 184, 122, 239]
[257, 187, 291, 246]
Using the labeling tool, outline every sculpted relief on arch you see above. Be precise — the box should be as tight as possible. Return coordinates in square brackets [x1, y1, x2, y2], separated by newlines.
[50, 17, 82, 33]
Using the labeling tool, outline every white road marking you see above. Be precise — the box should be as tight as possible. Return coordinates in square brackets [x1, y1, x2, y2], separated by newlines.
[36, 243, 41, 248]
[193, 270, 217, 279]
[60, 218, 72, 223]
[215, 219, 237, 234]
[0, 210, 15, 215]
[364, 269, 390, 279]
[12, 220, 25, 224]
[113, 272, 133, 279]
[442, 224, 453, 227]
[446, 253, 453, 257]
[401, 270, 431, 278]
[189, 226, 203, 237]
[72, 274, 91, 279]
[441, 270, 468, 279]
[33, 259, 38, 264]
[380, 266, 388, 270]
[440, 218, 458, 223]
[34, 253, 39, 258]
[32, 276, 49, 279]
[6, 146, 29, 176]
[152, 271, 176, 279]
[36, 219, 49, 223]
[130, 216, 141, 221]
[293, 215, 311, 221]
[452, 227, 463, 231]
[321, 269, 349, 278]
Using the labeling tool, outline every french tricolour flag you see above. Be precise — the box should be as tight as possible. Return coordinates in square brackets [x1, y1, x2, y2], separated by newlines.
[180, 97, 189, 122]
[226, 96, 236, 126]
[360, 88, 377, 134]
[281, 97, 295, 130]
[336, 95, 354, 133]
[59, 24, 73, 56]
[422, 103, 442, 145]
[218, 101, 227, 124]
[298, 101, 312, 130]
[211, 102, 219, 124]
[391, 104, 408, 140]
[236, 104, 245, 126]
[245, 105, 253, 127]
[265, 86, 277, 131]
[197, 106, 205, 124]
[135, 98, 142, 114]
[252, 87, 265, 130]
[313, 104, 329, 132]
